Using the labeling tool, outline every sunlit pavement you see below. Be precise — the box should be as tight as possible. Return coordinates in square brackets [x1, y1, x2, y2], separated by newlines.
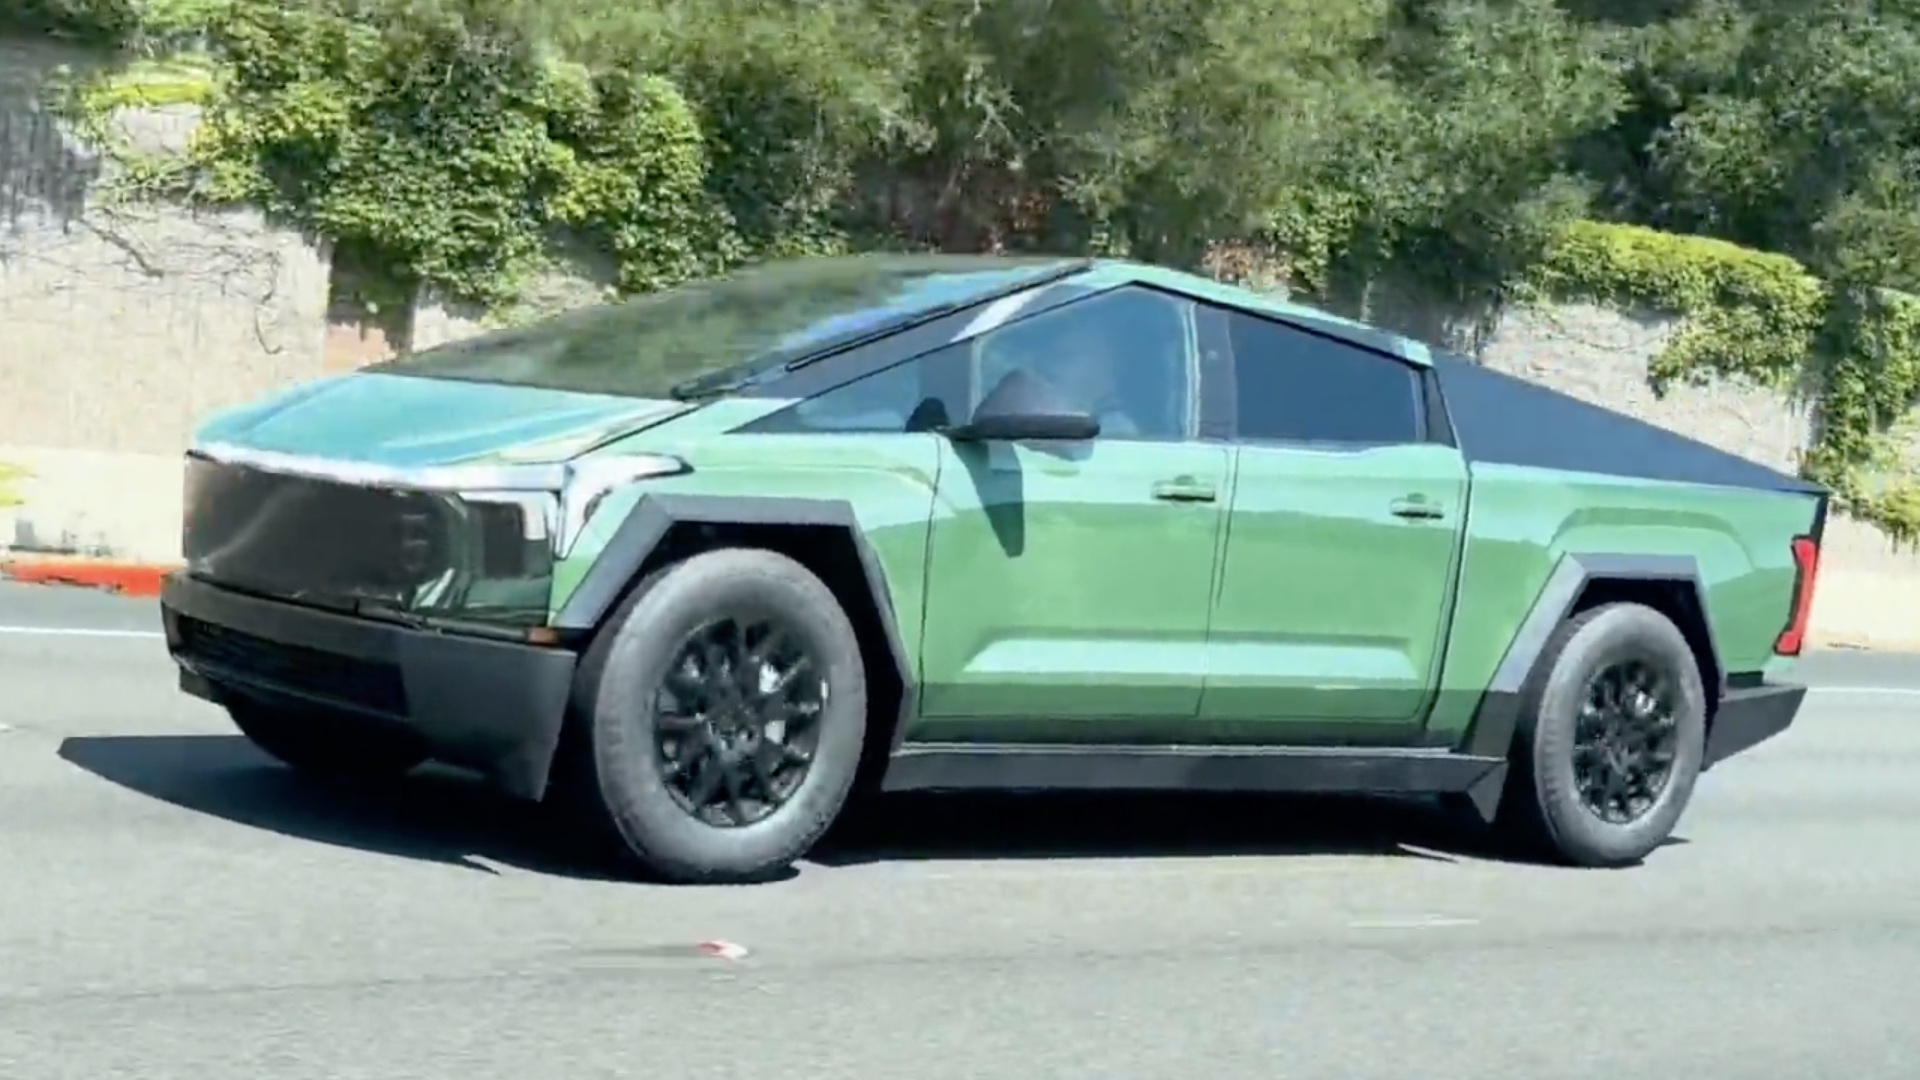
[2, 581, 1916, 1080]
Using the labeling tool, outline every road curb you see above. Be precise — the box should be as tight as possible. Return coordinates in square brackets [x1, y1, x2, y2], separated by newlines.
[0, 556, 177, 597]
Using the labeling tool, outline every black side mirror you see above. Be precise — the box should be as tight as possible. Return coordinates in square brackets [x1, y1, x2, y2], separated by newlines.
[948, 368, 1100, 442]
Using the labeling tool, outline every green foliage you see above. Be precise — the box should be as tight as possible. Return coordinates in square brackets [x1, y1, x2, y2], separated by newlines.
[2, 0, 143, 44]
[50, 55, 216, 153]
[0, 462, 28, 511]
[613, 0, 917, 259]
[4, 0, 227, 49]
[1810, 287, 1920, 542]
[1572, 0, 1920, 296]
[67, 0, 731, 308]
[1529, 220, 1920, 543]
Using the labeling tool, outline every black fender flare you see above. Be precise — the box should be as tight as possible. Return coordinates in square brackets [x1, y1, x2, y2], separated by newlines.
[551, 493, 917, 746]
[1459, 552, 1726, 760]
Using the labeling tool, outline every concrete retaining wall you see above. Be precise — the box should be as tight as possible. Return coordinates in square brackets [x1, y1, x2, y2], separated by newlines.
[0, 37, 1914, 645]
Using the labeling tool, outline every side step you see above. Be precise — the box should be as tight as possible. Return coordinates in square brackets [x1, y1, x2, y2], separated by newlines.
[881, 742, 1510, 820]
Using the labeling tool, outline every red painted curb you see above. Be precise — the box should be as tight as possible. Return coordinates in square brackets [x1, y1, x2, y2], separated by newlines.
[0, 558, 178, 597]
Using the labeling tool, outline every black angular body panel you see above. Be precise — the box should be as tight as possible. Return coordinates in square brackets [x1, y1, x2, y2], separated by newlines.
[1430, 353, 1826, 495]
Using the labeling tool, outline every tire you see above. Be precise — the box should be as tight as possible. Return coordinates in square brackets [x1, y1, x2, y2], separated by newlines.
[228, 697, 430, 781]
[565, 547, 869, 885]
[1494, 601, 1708, 868]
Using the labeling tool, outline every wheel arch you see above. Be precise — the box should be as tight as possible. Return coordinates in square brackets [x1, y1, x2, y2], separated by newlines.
[551, 494, 917, 773]
[1460, 553, 1725, 761]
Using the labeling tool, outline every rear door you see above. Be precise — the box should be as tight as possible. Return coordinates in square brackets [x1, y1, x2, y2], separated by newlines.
[1196, 305, 1468, 743]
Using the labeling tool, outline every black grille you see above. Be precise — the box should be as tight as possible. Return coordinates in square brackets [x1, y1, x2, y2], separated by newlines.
[183, 457, 452, 606]
[177, 616, 408, 716]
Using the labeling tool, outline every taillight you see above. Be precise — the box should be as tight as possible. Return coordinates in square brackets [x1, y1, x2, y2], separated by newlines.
[1773, 534, 1821, 657]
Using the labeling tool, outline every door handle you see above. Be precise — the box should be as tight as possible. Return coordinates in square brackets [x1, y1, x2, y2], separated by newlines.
[1389, 496, 1444, 521]
[1151, 477, 1218, 503]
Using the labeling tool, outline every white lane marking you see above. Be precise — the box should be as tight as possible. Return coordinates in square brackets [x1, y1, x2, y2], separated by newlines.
[1347, 916, 1479, 930]
[1808, 686, 1920, 697]
[0, 626, 163, 639]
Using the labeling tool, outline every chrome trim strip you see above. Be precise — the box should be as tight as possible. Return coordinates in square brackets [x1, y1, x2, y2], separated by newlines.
[556, 457, 692, 557]
[190, 442, 571, 493]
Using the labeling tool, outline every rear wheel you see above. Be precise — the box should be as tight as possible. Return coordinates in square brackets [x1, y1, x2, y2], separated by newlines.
[563, 547, 869, 885]
[1494, 601, 1707, 868]
[228, 698, 430, 781]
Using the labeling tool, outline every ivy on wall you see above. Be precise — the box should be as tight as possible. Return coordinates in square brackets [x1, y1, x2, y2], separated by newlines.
[1526, 222, 1826, 393]
[53, 0, 735, 316]
[1524, 220, 1920, 544]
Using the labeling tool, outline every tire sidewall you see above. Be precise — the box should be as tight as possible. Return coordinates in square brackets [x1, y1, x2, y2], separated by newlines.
[586, 550, 868, 879]
[1529, 605, 1707, 867]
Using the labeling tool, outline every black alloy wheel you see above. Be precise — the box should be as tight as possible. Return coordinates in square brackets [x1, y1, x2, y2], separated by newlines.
[653, 615, 826, 828]
[1572, 657, 1680, 826]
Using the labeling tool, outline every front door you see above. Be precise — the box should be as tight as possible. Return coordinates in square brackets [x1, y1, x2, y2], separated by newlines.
[914, 285, 1229, 740]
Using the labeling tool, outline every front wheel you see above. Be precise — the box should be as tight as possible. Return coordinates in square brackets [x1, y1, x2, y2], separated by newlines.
[563, 547, 869, 885]
[1495, 601, 1708, 868]
[228, 698, 430, 782]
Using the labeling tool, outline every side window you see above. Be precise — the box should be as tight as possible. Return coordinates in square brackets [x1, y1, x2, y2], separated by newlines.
[764, 357, 930, 433]
[742, 286, 1197, 440]
[740, 345, 967, 435]
[973, 286, 1194, 441]
[1224, 311, 1421, 445]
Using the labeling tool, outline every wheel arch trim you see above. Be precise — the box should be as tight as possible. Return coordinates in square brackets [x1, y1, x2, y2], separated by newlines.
[1459, 552, 1725, 760]
[551, 493, 917, 743]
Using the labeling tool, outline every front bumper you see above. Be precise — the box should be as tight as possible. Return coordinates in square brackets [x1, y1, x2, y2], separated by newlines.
[161, 572, 578, 799]
[1702, 680, 1805, 769]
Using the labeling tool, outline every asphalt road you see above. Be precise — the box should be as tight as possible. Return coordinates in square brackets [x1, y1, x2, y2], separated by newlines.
[2, 582, 1916, 1080]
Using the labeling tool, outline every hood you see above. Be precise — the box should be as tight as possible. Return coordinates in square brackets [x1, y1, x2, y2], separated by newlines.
[194, 372, 693, 468]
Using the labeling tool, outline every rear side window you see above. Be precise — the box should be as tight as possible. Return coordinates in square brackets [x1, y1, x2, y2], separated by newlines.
[1222, 311, 1422, 445]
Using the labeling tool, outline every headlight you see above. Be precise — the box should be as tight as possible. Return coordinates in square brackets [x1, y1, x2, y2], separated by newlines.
[420, 453, 687, 622]
[553, 454, 689, 557]
[184, 443, 688, 628]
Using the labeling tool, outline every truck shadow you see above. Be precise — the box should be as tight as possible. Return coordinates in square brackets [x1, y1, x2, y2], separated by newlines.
[57, 734, 1672, 879]
[57, 733, 639, 882]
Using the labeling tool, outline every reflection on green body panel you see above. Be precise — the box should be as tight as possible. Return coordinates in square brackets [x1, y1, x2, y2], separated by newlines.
[914, 438, 1230, 735]
[1424, 463, 1817, 746]
[197, 372, 693, 467]
[550, 416, 941, 672]
[556, 416, 1818, 754]
[1201, 444, 1466, 737]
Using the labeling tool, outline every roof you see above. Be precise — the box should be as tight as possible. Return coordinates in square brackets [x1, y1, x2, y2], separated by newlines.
[1072, 259, 1437, 369]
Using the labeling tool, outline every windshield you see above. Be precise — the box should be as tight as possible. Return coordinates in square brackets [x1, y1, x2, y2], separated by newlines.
[372, 255, 1079, 399]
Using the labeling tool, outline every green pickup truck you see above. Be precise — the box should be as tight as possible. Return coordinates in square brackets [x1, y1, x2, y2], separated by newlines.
[161, 254, 1824, 884]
